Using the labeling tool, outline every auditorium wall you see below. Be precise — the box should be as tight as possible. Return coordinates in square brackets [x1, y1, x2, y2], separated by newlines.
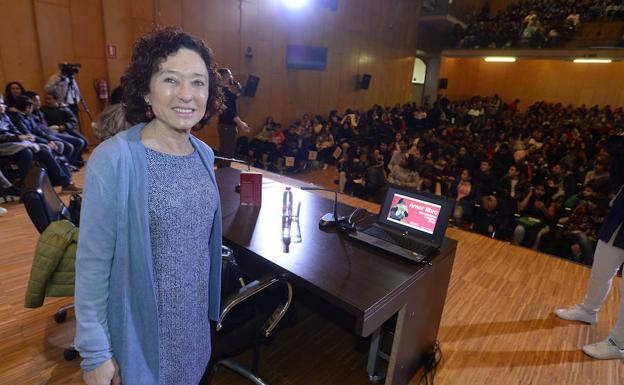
[439, 56, 624, 109]
[0, 0, 108, 144]
[0, 0, 421, 148]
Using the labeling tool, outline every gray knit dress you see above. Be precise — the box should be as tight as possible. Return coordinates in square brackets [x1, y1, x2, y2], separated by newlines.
[146, 147, 217, 385]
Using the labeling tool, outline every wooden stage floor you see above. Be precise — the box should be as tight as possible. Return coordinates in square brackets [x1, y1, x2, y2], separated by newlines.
[0, 164, 621, 385]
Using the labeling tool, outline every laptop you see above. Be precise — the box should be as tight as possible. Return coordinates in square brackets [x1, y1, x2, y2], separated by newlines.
[348, 186, 455, 264]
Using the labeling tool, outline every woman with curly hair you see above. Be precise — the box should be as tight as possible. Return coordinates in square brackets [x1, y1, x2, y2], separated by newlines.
[4, 81, 25, 108]
[75, 27, 224, 385]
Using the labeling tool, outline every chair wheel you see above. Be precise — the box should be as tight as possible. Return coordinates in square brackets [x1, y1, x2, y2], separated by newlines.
[54, 310, 67, 323]
[64, 348, 78, 361]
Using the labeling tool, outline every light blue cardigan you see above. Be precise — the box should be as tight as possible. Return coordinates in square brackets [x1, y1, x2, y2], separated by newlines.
[75, 123, 222, 384]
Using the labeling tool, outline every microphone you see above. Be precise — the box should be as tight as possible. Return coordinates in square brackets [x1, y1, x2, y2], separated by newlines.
[214, 156, 251, 193]
[300, 186, 345, 229]
[214, 156, 251, 171]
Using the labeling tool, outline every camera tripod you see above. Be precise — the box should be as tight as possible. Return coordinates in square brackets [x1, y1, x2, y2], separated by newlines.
[62, 74, 93, 124]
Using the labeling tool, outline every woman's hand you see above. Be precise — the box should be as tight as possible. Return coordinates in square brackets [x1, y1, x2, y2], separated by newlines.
[18, 134, 35, 142]
[83, 358, 121, 385]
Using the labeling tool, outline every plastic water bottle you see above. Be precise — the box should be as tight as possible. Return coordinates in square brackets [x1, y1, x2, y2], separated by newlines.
[282, 186, 293, 217]
[282, 215, 291, 253]
[282, 187, 293, 252]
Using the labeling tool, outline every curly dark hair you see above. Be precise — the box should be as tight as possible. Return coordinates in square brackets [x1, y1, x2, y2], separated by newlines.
[4, 81, 26, 108]
[121, 27, 224, 130]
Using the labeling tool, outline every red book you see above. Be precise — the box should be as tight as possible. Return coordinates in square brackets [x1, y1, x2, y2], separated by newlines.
[240, 171, 262, 206]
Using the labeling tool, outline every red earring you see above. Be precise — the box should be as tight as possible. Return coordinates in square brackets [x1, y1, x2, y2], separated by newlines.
[146, 105, 153, 119]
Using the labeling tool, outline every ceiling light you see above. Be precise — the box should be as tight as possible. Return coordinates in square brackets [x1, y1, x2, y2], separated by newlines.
[484, 57, 516, 62]
[281, 0, 309, 8]
[573, 58, 612, 63]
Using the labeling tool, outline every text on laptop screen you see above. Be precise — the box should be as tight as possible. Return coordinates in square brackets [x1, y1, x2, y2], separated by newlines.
[386, 193, 442, 235]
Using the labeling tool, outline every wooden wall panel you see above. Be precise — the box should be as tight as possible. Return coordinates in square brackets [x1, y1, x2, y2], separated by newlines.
[158, 0, 183, 28]
[34, 2, 75, 80]
[33, 0, 106, 144]
[182, 0, 206, 38]
[102, 0, 133, 87]
[69, 0, 107, 144]
[439, 56, 624, 108]
[70, 0, 106, 59]
[2, 0, 420, 148]
[0, 0, 44, 92]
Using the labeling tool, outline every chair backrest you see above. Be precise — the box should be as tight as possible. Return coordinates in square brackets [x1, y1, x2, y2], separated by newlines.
[21, 167, 70, 233]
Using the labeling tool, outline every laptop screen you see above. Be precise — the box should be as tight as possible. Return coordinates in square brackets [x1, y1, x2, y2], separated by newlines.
[386, 193, 441, 235]
[378, 186, 454, 247]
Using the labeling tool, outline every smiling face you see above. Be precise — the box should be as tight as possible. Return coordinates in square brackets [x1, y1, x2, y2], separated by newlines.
[146, 48, 209, 132]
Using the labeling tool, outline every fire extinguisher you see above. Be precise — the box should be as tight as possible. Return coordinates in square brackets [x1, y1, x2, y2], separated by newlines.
[94, 78, 109, 101]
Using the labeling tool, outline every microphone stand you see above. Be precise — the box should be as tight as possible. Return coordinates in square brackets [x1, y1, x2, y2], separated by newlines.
[300, 186, 346, 229]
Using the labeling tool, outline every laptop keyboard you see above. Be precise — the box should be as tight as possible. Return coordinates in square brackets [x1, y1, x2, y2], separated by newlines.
[361, 226, 436, 256]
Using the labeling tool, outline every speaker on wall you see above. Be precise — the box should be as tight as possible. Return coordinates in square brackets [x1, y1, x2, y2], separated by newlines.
[361, 74, 372, 90]
[244, 75, 260, 97]
[438, 78, 448, 89]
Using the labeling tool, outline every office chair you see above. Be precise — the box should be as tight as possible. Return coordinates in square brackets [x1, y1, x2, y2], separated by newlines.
[21, 166, 78, 360]
[203, 265, 293, 385]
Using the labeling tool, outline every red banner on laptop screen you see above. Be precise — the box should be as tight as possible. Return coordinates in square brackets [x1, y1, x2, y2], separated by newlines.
[387, 193, 441, 235]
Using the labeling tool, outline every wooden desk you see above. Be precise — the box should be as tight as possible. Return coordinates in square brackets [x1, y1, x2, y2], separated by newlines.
[216, 168, 457, 385]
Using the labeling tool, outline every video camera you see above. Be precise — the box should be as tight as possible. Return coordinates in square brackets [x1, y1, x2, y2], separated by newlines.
[58, 63, 81, 78]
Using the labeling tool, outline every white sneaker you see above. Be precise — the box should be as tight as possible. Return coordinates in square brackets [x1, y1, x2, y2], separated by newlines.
[554, 304, 597, 324]
[0, 207, 6, 216]
[582, 339, 624, 360]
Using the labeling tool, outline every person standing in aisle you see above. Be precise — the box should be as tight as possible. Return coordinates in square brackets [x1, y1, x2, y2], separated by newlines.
[216, 68, 249, 167]
[555, 133, 624, 360]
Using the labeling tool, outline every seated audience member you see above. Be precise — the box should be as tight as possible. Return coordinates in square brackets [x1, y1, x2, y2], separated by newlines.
[550, 162, 577, 200]
[92, 103, 131, 142]
[246, 116, 275, 163]
[513, 183, 556, 248]
[26, 90, 86, 166]
[456, 146, 474, 172]
[7, 95, 73, 163]
[561, 194, 609, 264]
[419, 171, 443, 196]
[473, 193, 517, 240]
[343, 152, 368, 196]
[388, 155, 420, 189]
[296, 116, 314, 154]
[4, 81, 26, 108]
[0, 168, 20, 198]
[492, 143, 514, 178]
[280, 124, 305, 172]
[335, 121, 354, 145]
[563, 182, 597, 211]
[0, 96, 80, 191]
[315, 124, 336, 167]
[41, 90, 89, 160]
[498, 164, 530, 206]
[473, 159, 496, 195]
[267, 123, 285, 163]
[450, 168, 480, 225]
[583, 158, 610, 187]
[363, 154, 387, 202]
[341, 108, 358, 129]
[0, 96, 37, 184]
[312, 115, 324, 136]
